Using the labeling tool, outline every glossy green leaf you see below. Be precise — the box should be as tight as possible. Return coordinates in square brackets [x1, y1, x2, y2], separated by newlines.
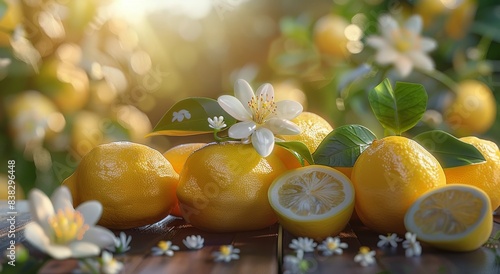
[369, 79, 427, 135]
[413, 130, 486, 168]
[148, 97, 236, 137]
[312, 124, 377, 167]
[276, 141, 314, 166]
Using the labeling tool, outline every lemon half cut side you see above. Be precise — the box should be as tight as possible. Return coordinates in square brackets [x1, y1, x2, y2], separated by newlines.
[404, 184, 493, 252]
[268, 165, 355, 239]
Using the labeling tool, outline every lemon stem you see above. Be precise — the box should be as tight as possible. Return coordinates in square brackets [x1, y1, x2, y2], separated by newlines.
[213, 130, 236, 143]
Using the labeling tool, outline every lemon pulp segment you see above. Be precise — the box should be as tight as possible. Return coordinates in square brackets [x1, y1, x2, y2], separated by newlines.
[278, 170, 345, 216]
[413, 190, 483, 235]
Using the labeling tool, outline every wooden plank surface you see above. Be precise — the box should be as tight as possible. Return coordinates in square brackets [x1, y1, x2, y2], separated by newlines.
[1, 201, 499, 273]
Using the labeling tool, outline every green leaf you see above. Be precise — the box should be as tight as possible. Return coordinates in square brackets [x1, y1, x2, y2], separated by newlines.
[312, 124, 377, 167]
[413, 130, 486, 168]
[369, 78, 427, 135]
[276, 141, 314, 166]
[148, 97, 237, 137]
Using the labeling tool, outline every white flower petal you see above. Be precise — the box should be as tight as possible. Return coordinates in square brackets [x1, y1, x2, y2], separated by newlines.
[44, 245, 73, 260]
[405, 15, 423, 34]
[76, 201, 102, 226]
[234, 79, 255, 113]
[217, 95, 252, 121]
[251, 128, 275, 157]
[365, 36, 388, 49]
[69, 242, 100, 258]
[408, 51, 435, 71]
[81, 226, 115, 248]
[228, 121, 256, 139]
[50, 186, 73, 211]
[420, 38, 437, 52]
[276, 100, 303, 120]
[379, 15, 398, 39]
[255, 83, 274, 99]
[24, 222, 51, 254]
[28, 189, 55, 230]
[265, 118, 301, 135]
[375, 48, 399, 65]
[393, 55, 413, 77]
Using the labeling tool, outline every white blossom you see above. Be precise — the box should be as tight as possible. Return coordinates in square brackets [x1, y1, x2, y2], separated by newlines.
[151, 241, 179, 256]
[402, 232, 422, 257]
[217, 79, 302, 157]
[317, 237, 348, 256]
[212, 245, 240, 262]
[354, 246, 376, 267]
[208, 116, 227, 130]
[182, 235, 204, 250]
[377, 233, 402, 248]
[366, 14, 436, 77]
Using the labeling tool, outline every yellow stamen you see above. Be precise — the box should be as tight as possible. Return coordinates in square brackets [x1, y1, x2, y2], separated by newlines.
[220, 245, 232, 256]
[158, 241, 170, 251]
[393, 29, 418, 53]
[248, 93, 277, 124]
[327, 241, 338, 250]
[359, 246, 371, 255]
[48, 208, 89, 244]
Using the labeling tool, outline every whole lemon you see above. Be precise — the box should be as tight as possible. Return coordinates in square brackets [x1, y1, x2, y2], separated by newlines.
[278, 111, 333, 154]
[163, 143, 206, 217]
[63, 142, 179, 229]
[313, 14, 351, 59]
[351, 136, 446, 234]
[176, 142, 288, 232]
[444, 136, 500, 211]
[444, 80, 496, 136]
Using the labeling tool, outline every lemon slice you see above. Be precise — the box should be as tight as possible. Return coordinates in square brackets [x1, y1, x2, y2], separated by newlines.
[404, 184, 493, 252]
[268, 165, 355, 239]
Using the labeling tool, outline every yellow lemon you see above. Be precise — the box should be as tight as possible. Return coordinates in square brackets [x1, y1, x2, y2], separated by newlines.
[163, 143, 206, 217]
[176, 142, 287, 232]
[444, 136, 500, 211]
[351, 136, 446, 234]
[313, 14, 351, 59]
[268, 165, 354, 240]
[63, 142, 179, 229]
[444, 80, 496, 136]
[405, 184, 493, 252]
[279, 111, 333, 154]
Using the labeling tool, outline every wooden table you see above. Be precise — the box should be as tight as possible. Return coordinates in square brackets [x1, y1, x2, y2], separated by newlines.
[1, 201, 499, 274]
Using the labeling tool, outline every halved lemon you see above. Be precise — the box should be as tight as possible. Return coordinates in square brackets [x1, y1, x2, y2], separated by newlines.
[268, 165, 355, 239]
[404, 184, 493, 252]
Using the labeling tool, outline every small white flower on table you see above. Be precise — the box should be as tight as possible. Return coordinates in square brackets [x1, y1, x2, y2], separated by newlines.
[111, 232, 132, 254]
[365, 14, 436, 77]
[151, 241, 180, 256]
[317, 237, 348, 256]
[208, 116, 227, 130]
[354, 246, 376, 267]
[183, 235, 204, 250]
[402, 232, 422, 257]
[101, 251, 124, 274]
[217, 79, 303, 157]
[377, 233, 402, 248]
[23, 186, 115, 259]
[212, 245, 240, 262]
[289, 237, 317, 258]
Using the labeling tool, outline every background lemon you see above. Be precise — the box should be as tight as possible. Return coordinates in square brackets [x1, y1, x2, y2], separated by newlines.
[313, 14, 351, 59]
[444, 80, 496, 136]
[278, 111, 333, 153]
[176, 142, 287, 232]
[405, 184, 492, 252]
[351, 136, 446, 235]
[268, 165, 354, 239]
[63, 141, 178, 229]
[444, 136, 500, 211]
[163, 142, 206, 217]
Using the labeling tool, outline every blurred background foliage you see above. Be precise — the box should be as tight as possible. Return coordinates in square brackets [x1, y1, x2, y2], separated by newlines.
[0, 0, 499, 196]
